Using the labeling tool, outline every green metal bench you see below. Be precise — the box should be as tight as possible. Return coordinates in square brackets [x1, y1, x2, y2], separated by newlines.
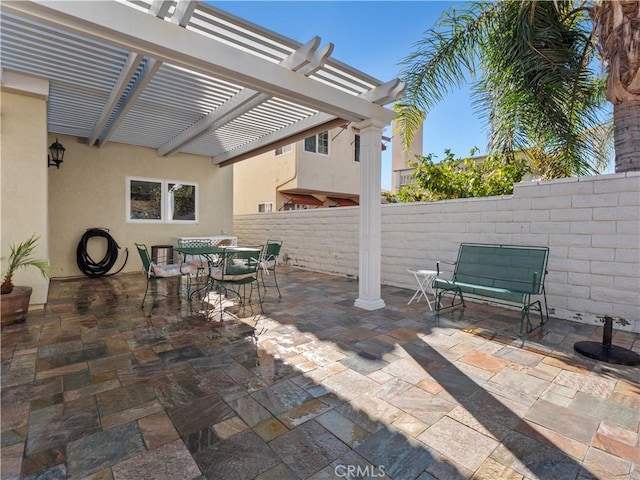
[434, 243, 550, 336]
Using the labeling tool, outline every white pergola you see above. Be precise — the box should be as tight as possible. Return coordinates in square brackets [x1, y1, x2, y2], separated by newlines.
[0, 0, 404, 310]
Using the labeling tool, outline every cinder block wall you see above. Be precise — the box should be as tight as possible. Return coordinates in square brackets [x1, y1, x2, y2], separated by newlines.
[234, 172, 640, 332]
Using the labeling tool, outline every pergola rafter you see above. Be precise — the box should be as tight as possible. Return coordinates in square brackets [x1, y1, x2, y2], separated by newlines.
[158, 36, 334, 157]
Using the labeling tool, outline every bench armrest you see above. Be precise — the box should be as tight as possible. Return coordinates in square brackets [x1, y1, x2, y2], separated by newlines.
[436, 260, 456, 276]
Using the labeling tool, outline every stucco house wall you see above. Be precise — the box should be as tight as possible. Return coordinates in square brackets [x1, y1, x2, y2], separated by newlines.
[295, 127, 360, 194]
[235, 173, 640, 333]
[2, 84, 234, 302]
[48, 134, 234, 278]
[233, 145, 296, 215]
[1, 88, 50, 306]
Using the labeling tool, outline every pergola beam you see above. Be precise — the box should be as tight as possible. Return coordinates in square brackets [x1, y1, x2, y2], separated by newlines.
[149, 1, 172, 19]
[361, 79, 406, 105]
[89, 0, 196, 148]
[217, 116, 347, 166]
[87, 52, 143, 147]
[170, 1, 197, 27]
[97, 57, 162, 147]
[214, 77, 400, 163]
[158, 36, 332, 157]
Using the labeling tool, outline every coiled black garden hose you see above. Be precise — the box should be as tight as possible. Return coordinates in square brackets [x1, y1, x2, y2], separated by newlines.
[76, 228, 128, 278]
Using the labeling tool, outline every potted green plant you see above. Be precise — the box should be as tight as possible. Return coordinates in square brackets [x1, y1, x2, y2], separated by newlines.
[1, 234, 49, 326]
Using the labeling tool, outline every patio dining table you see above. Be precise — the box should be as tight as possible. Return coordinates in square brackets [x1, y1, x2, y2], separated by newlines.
[173, 245, 227, 301]
[174, 245, 227, 261]
[174, 245, 262, 319]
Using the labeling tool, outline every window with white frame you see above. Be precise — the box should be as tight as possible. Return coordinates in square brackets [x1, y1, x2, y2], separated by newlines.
[304, 131, 329, 155]
[127, 177, 198, 223]
[275, 144, 292, 156]
[257, 202, 273, 213]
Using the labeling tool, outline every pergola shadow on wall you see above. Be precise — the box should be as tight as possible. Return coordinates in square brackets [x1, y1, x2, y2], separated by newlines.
[0, 0, 403, 309]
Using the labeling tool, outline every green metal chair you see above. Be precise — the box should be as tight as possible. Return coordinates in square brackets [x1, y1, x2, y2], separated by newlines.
[259, 240, 283, 298]
[177, 238, 215, 282]
[135, 243, 193, 316]
[209, 246, 263, 316]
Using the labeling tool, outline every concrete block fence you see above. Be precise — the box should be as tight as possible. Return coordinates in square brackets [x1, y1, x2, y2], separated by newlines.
[234, 172, 640, 332]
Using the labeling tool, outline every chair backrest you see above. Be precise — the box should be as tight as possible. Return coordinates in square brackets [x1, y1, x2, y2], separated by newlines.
[222, 247, 261, 276]
[135, 243, 152, 273]
[262, 240, 282, 262]
[178, 238, 213, 248]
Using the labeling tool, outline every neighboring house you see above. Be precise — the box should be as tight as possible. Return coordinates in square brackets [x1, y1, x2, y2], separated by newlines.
[391, 121, 423, 193]
[234, 125, 378, 214]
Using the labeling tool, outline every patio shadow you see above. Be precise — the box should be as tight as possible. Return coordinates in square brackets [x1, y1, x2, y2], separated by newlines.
[1, 268, 636, 479]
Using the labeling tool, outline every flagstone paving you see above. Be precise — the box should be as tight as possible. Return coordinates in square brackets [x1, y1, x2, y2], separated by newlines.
[1, 267, 638, 479]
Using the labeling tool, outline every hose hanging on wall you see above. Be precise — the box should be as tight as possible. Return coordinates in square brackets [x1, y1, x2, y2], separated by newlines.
[76, 228, 128, 278]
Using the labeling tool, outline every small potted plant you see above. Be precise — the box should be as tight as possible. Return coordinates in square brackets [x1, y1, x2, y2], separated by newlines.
[1, 234, 49, 326]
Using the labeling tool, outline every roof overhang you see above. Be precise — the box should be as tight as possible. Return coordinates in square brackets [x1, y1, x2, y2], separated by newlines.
[327, 197, 359, 207]
[0, 0, 404, 165]
[283, 193, 324, 207]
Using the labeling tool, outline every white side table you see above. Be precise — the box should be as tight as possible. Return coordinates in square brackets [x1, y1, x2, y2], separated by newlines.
[407, 269, 438, 310]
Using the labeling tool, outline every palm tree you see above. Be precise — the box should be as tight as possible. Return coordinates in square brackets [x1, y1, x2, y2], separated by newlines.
[590, 0, 640, 173]
[396, 0, 639, 176]
[1, 235, 49, 294]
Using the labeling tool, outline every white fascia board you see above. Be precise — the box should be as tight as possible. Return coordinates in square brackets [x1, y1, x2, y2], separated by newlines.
[0, 69, 49, 98]
[5, 1, 397, 124]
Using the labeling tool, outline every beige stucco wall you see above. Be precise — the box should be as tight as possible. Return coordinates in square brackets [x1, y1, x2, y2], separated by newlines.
[233, 146, 296, 215]
[49, 135, 233, 278]
[1, 89, 51, 307]
[296, 127, 360, 194]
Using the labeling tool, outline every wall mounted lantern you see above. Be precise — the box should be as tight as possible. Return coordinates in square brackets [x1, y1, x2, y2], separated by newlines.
[47, 138, 65, 169]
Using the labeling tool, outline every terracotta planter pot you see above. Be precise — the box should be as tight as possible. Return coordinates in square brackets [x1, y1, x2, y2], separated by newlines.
[1, 286, 33, 326]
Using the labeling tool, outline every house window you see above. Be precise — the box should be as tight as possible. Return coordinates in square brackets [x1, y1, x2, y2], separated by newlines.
[354, 134, 360, 162]
[275, 144, 292, 156]
[167, 182, 197, 221]
[258, 202, 273, 213]
[304, 131, 329, 155]
[282, 203, 308, 211]
[129, 179, 162, 220]
[127, 177, 198, 223]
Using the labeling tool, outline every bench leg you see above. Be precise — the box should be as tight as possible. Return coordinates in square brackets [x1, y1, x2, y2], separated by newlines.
[541, 286, 550, 324]
[435, 287, 465, 315]
[519, 307, 531, 337]
[520, 293, 549, 337]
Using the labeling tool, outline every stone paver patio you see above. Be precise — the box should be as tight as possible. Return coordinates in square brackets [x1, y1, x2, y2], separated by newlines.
[1, 267, 638, 479]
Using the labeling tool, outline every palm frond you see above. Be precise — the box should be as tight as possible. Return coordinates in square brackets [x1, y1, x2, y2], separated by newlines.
[396, 1, 501, 151]
[392, 103, 426, 151]
[473, 0, 608, 175]
[4, 235, 49, 279]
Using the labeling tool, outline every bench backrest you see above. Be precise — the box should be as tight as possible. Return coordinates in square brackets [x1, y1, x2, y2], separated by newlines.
[453, 243, 549, 294]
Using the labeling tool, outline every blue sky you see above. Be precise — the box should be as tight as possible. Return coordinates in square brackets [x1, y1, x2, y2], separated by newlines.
[214, 1, 484, 190]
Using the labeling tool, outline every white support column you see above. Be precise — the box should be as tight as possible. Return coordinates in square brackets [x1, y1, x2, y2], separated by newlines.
[354, 119, 386, 310]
